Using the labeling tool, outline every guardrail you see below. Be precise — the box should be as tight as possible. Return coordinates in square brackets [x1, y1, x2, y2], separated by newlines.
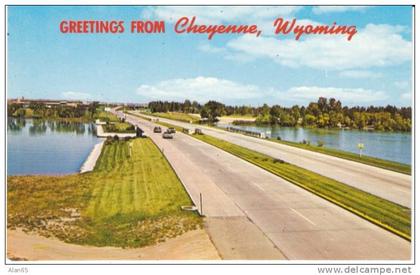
[226, 127, 266, 139]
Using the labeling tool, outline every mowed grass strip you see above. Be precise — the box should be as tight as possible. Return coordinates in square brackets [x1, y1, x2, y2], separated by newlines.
[146, 112, 200, 123]
[269, 139, 411, 175]
[7, 138, 201, 248]
[191, 133, 411, 240]
[102, 122, 135, 133]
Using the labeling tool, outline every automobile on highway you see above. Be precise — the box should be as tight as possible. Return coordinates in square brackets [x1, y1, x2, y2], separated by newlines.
[167, 127, 176, 134]
[153, 126, 162, 133]
[162, 130, 174, 139]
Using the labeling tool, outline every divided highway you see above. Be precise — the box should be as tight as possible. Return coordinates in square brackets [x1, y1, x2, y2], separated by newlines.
[116, 110, 410, 260]
[134, 112, 412, 208]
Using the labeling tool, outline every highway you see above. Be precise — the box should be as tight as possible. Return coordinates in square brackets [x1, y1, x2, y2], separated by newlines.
[133, 112, 411, 208]
[117, 111, 410, 260]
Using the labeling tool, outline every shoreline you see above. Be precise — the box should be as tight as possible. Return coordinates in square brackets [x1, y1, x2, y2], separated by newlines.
[80, 140, 105, 173]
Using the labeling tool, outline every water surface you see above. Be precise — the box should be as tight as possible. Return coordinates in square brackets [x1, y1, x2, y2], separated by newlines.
[7, 118, 101, 175]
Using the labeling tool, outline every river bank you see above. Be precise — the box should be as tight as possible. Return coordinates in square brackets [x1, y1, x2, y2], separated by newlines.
[80, 140, 105, 173]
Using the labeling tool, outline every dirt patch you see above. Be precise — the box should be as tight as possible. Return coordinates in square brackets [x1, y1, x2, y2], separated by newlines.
[7, 228, 220, 261]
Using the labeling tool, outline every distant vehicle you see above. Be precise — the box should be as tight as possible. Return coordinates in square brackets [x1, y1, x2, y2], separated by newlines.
[153, 126, 162, 133]
[162, 131, 174, 139]
[167, 127, 176, 134]
[194, 128, 203, 135]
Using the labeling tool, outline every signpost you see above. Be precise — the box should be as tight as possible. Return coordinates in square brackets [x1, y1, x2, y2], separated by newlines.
[357, 143, 365, 158]
[128, 142, 133, 157]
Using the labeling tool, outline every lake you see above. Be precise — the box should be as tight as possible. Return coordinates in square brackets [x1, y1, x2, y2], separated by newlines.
[218, 123, 412, 165]
[7, 118, 101, 175]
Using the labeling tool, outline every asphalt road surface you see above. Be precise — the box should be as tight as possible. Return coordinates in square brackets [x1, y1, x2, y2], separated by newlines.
[118, 111, 410, 260]
[134, 112, 412, 208]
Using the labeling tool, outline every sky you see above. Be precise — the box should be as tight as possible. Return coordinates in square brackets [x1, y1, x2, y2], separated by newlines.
[7, 6, 413, 107]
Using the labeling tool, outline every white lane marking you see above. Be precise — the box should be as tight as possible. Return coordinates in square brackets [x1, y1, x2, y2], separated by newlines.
[252, 182, 265, 192]
[290, 208, 316, 226]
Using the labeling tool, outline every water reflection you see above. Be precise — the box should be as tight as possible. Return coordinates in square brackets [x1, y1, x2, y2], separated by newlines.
[7, 118, 97, 136]
[7, 118, 101, 175]
[7, 117, 26, 132]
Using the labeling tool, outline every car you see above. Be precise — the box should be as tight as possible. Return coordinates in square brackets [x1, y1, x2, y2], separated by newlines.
[167, 127, 176, 134]
[162, 131, 174, 139]
[153, 126, 162, 133]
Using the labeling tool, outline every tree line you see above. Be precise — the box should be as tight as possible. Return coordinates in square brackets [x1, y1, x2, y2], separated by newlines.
[7, 102, 100, 120]
[148, 97, 411, 132]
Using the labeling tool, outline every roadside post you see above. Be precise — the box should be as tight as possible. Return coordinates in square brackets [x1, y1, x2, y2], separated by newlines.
[199, 193, 203, 216]
[128, 142, 133, 157]
[357, 143, 364, 158]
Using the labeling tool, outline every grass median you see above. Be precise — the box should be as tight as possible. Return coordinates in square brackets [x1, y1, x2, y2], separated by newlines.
[144, 111, 200, 123]
[7, 138, 201, 248]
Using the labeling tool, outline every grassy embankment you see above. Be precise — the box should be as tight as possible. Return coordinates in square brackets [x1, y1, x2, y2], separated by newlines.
[133, 111, 411, 175]
[270, 139, 411, 175]
[131, 113, 411, 240]
[141, 111, 200, 123]
[7, 138, 201, 248]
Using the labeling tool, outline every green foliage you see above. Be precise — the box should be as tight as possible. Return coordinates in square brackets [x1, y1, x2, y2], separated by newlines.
[7, 138, 201, 248]
[8, 102, 100, 122]
[147, 97, 411, 132]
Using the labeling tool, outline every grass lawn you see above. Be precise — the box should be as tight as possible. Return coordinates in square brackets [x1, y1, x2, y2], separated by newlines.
[148, 112, 200, 123]
[7, 138, 201, 248]
[102, 122, 135, 133]
[94, 111, 119, 122]
[270, 139, 411, 175]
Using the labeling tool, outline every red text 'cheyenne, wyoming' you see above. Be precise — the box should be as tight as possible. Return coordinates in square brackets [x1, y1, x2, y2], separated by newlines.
[59, 17, 358, 41]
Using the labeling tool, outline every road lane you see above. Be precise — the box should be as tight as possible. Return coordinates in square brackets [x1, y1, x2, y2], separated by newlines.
[134, 112, 411, 208]
[121, 112, 411, 260]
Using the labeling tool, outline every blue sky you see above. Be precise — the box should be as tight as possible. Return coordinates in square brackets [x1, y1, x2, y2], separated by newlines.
[7, 6, 413, 107]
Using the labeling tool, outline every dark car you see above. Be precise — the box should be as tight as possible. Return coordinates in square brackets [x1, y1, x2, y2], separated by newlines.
[153, 126, 162, 133]
[167, 127, 176, 134]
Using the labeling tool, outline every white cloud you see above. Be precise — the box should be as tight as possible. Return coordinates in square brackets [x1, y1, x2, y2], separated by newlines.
[313, 6, 369, 15]
[136, 76, 273, 103]
[394, 81, 410, 89]
[226, 24, 411, 70]
[136, 77, 388, 106]
[142, 6, 301, 25]
[61, 91, 91, 100]
[400, 92, 411, 101]
[339, 70, 382, 79]
[198, 43, 226, 54]
[284, 86, 388, 104]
